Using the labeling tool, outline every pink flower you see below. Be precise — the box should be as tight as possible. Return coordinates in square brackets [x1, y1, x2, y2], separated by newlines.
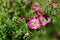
[43, 14, 51, 23]
[30, 3, 42, 15]
[37, 15, 51, 26]
[38, 16, 47, 26]
[34, 6, 43, 16]
[28, 18, 41, 30]
[30, 2, 40, 10]
[34, 7, 41, 12]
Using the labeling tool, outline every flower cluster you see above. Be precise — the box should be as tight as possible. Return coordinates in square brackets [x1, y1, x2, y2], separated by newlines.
[0, 0, 59, 40]
[28, 4, 51, 30]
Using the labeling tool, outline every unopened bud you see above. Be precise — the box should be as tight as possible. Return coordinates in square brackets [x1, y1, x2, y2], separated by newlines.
[23, 32, 29, 38]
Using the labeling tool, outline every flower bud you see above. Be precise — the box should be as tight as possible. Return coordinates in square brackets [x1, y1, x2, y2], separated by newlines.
[23, 32, 29, 38]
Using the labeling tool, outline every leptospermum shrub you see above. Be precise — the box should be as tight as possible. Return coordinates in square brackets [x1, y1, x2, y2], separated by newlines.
[0, 0, 60, 40]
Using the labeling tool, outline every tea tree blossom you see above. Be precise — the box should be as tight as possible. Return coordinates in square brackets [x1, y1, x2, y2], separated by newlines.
[28, 18, 41, 29]
[38, 15, 51, 26]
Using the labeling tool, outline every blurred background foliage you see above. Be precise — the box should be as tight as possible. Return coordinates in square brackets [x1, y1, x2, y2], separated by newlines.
[0, 0, 60, 40]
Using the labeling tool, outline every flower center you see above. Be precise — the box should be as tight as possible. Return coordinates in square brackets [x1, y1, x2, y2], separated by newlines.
[33, 21, 38, 26]
[40, 18, 46, 23]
